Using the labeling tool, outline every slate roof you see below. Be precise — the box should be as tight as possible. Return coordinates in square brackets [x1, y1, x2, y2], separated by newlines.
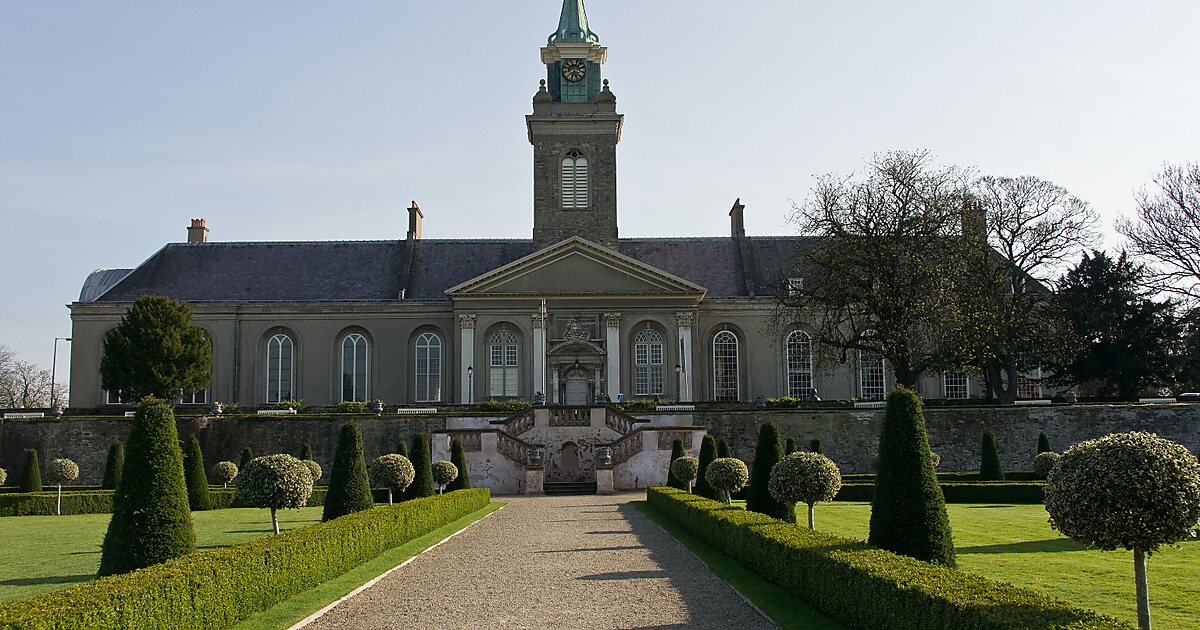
[83, 236, 817, 303]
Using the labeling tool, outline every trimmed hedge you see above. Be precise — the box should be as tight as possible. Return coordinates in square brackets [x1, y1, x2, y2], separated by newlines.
[843, 471, 1041, 483]
[647, 487, 1128, 630]
[0, 487, 332, 517]
[835, 482, 1045, 504]
[0, 489, 491, 629]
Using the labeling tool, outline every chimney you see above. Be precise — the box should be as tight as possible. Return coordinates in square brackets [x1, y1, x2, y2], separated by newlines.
[729, 198, 746, 239]
[407, 201, 423, 241]
[187, 218, 209, 244]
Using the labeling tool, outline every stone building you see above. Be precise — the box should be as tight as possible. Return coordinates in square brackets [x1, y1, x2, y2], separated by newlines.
[67, 1, 1009, 410]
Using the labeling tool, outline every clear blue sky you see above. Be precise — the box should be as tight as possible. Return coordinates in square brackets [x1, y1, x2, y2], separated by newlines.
[2, 1, 1198, 376]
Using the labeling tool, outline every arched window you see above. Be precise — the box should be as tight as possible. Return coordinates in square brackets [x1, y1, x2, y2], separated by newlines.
[266, 333, 294, 404]
[858, 348, 885, 401]
[633, 329, 664, 397]
[561, 150, 589, 209]
[785, 331, 813, 399]
[489, 329, 520, 397]
[712, 330, 739, 402]
[415, 332, 442, 402]
[340, 333, 368, 402]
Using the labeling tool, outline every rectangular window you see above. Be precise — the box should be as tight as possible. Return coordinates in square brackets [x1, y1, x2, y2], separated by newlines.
[859, 351, 885, 401]
[1017, 367, 1043, 399]
[105, 389, 135, 405]
[944, 372, 969, 400]
[181, 389, 208, 405]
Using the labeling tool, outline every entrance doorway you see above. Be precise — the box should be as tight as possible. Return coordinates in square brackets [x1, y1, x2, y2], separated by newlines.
[565, 376, 588, 405]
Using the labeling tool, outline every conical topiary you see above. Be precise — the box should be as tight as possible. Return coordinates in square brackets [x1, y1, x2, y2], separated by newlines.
[101, 441, 124, 490]
[300, 444, 313, 461]
[746, 422, 790, 520]
[405, 433, 436, 500]
[1037, 432, 1052, 454]
[446, 437, 471, 492]
[695, 435, 718, 499]
[322, 422, 374, 521]
[20, 449, 42, 493]
[810, 439, 823, 454]
[718, 438, 732, 459]
[784, 437, 798, 455]
[667, 439, 688, 490]
[99, 397, 196, 576]
[980, 431, 1005, 481]
[867, 387, 955, 566]
[183, 434, 211, 511]
[396, 441, 408, 458]
[239, 447, 254, 472]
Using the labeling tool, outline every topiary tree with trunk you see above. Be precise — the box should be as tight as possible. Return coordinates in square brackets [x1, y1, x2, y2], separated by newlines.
[432, 460, 458, 494]
[784, 437, 798, 455]
[99, 295, 211, 400]
[446, 437, 471, 492]
[101, 441, 124, 490]
[980, 431, 1005, 480]
[868, 387, 955, 566]
[304, 460, 322, 484]
[238, 447, 254, 472]
[237, 454, 313, 535]
[0, 468, 6, 485]
[183, 434, 211, 511]
[670, 456, 699, 493]
[20, 450, 42, 493]
[769, 452, 841, 529]
[369, 454, 414, 504]
[300, 444, 313, 461]
[99, 397, 195, 576]
[694, 435, 718, 500]
[46, 458, 80, 516]
[667, 439, 687, 490]
[404, 433, 435, 500]
[746, 422, 791, 520]
[1045, 431, 1200, 630]
[810, 439, 823, 454]
[1037, 432, 1053, 454]
[212, 461, 238, 488]
[705, 458, 749, 504]
[717, 438, 732, 459]
[322, 422, 374, 521]
[1033, 452, 1060, 479]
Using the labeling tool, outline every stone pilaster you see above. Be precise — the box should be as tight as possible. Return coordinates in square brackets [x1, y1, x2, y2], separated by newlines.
[532, 313, 548, 400]
[459, 314, 476, 403]
[676, 311, 695, 401]
[605, 312, 622, 400]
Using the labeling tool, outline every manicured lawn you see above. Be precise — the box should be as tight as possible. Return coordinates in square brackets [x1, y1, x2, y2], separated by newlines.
[0, 507, 323, 602]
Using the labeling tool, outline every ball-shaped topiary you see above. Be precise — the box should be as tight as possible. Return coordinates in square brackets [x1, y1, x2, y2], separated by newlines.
[1045, 431, 1200, 629]
[212, 461, 238, 488]
[304, 459, 323, 484]
[670, 456, 699, 492]
[768, 452, 842, 529]
[1033, 451, 1060, 479]
[0, 468, 6, 485]
[432, 460, 459, 493]
[237, 454, 314, 535]
[46, 458, 80, 516]
[705, 457, 749, 504]
[369, 454, 414, 504]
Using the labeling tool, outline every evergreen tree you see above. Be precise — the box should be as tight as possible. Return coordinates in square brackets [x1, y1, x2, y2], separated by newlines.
[239, 447, 254, 472]
[868, 387, 955, 565]
[746, 422, 790, 520]
[395, 441, 408, 458]
[183, 434, 212, 510]
[99, 398, 195, 576]
[322, 422, 374, 521]
[694, 435, 718, 500]
[979, 431, 1005, 480]
[19, 450, 42, 493]
[784, 437, 798, 455]
[1037, 432, 1052, 454]
[717, 438, 732, 458]
[810, 439, 823, 454]
[101, 441, 124, 490]
[404, 432, 436, 500]
[446, 437, 471, 492]
[667, 439, 687, 490]
[300, 444, 313, 461]
[99, 295, 212, 399]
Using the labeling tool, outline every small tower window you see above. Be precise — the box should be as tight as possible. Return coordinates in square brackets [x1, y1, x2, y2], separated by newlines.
[561, 150, 589, 209]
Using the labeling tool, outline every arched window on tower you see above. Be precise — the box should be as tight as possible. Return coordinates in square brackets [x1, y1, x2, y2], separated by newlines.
[712, 330, 739, 402]
[785, 331, 813, 399]
[266, 333, 295, 404]
[633, 329, 664, 397]
[340, 333, 368, 403]
[489, 329, 520, 397]
[415, 332, 442, 402]
[561, 150, 589, 209]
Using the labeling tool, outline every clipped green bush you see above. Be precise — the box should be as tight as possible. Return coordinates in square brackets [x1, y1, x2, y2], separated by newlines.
[299, 444, 313, 461]
[0, 468, 6, 485]
[432, 460, 458, 494]
[667, 439, 687, 490]
[1045, 431, 1200, 629]
[1038, 432, 1053, 454]
[99, 397, 195, 576]
[769, 452, 841, 529]
[46, 458, 80, 516]
[405, 433, 435, 500]
[980, 431, 1005, 481]
[810, 439, 822, 454]
[446, 437, 471, 492]
[395, 441, 408, 458]
[747, 422, 790, 520]
[835, 482, 1046, 504]
[238, 447, 254, 472]
[868, 387, 955, 566]
[101, 441, 124, 490]
[784, 437, 798, 455]
[237, 454, 314, 535]
[183, 434, 212, 511]
[212, 461, 238, 488]
[717, 438, 732, 458]
[694, 435, 718, 500]
[369, 455, 414, 504]
[20, 450, 41, 493]
[705, 457, 749, 504]
[304, 460, 322, 484]
[1033, 452, 1061, 479]
[670, 456, 699, 492]
[322, 422, 374, 521]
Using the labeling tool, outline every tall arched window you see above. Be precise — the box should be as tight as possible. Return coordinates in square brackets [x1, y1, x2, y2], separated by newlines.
[785, 331, 813, 399]
[266, 333, 294, 404]
[489, 329, 520, 397]
[340, 333, 368, 402]
[712, 330, 739, 402]
[633, 329, 664, 397]
[858, 349, 885, 401]
[415, 332, 442, 402]
[561, 150, 589, 209]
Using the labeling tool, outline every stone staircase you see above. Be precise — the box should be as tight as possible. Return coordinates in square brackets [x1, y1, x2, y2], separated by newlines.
[544, 481, 599, 496]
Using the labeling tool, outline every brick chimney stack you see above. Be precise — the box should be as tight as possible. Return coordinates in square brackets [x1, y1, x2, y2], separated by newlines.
[187, 218, 209, 244]
[407, 201, 423, 241]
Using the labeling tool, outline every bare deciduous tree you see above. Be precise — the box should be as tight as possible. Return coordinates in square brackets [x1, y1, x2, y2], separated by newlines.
[0, 344, 67, 408]
[1118, 162, 1200, 305]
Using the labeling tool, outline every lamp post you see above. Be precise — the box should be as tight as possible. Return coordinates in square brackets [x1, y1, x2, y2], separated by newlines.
[467, 366, 474, 404]
[50, 337, 72, 413]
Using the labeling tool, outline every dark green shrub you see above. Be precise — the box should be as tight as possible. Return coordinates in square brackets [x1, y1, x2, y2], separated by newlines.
[300, 444, 313, 461]
[322, 422, 374, 521]
[810, 439, 822, 454]
[446, 438, 471, 492]
[1037, 432, 1053, 454]
[238, 447, 254, 472]
[746, 422, 790, 520]
[980, 431, 1005, 481]
[99, 295, 211, 399]
[395, 441, 408, 458]
[717, 437, 732, 458]
[101, 442, 124, 490]
[867, 387, 955, 566]
[19, 450, 42, 493]
[667, 439, 687, 490]
[404, 433, 435, 500]
[834, 482, 1046, 504]
[99, 397, 196, 576]
[183, 434, 212, 511]
[335, 401, 367, 414]
[694, 435, 718, 500]
[784, 437, 798, 455]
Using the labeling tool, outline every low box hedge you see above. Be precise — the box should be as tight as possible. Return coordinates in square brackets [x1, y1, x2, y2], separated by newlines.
[1, 487, 331, 517]
[0, 488, 491, 629]
[842, 471, 1041, 483]
[647, 487, 1128, 629]
[833, 481, 1045, 504]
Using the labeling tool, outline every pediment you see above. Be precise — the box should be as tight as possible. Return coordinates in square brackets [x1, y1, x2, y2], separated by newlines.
[446, 237, 706, 298]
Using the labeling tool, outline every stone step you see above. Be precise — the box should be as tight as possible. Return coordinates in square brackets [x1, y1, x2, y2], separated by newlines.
[544, 481, 598, 496]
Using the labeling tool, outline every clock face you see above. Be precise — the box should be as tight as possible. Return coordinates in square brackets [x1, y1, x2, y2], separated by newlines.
[561, 59, 586, 83]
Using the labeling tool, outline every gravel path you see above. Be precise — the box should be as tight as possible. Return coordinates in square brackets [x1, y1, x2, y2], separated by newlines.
[302, 493, 776, 630]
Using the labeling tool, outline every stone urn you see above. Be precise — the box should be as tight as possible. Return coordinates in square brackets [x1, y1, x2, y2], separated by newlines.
[370, 400, 385, 415]
[532, 391, 547, 406]
[595, 447, 613, 467]
[211, 402, 223, 416]
[527, 448, 544, 467]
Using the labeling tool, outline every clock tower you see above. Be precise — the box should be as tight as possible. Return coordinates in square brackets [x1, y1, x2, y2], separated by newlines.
[528, 0, 623, 250]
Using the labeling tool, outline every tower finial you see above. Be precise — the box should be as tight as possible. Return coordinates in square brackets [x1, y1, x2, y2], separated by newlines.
[549, 0, 599, 45]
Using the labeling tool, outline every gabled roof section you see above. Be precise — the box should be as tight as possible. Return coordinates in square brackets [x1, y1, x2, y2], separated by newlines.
[446, 237, 706, 298]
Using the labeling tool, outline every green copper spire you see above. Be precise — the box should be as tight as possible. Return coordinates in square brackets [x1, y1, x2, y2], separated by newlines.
[548, 0, 599, 45]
